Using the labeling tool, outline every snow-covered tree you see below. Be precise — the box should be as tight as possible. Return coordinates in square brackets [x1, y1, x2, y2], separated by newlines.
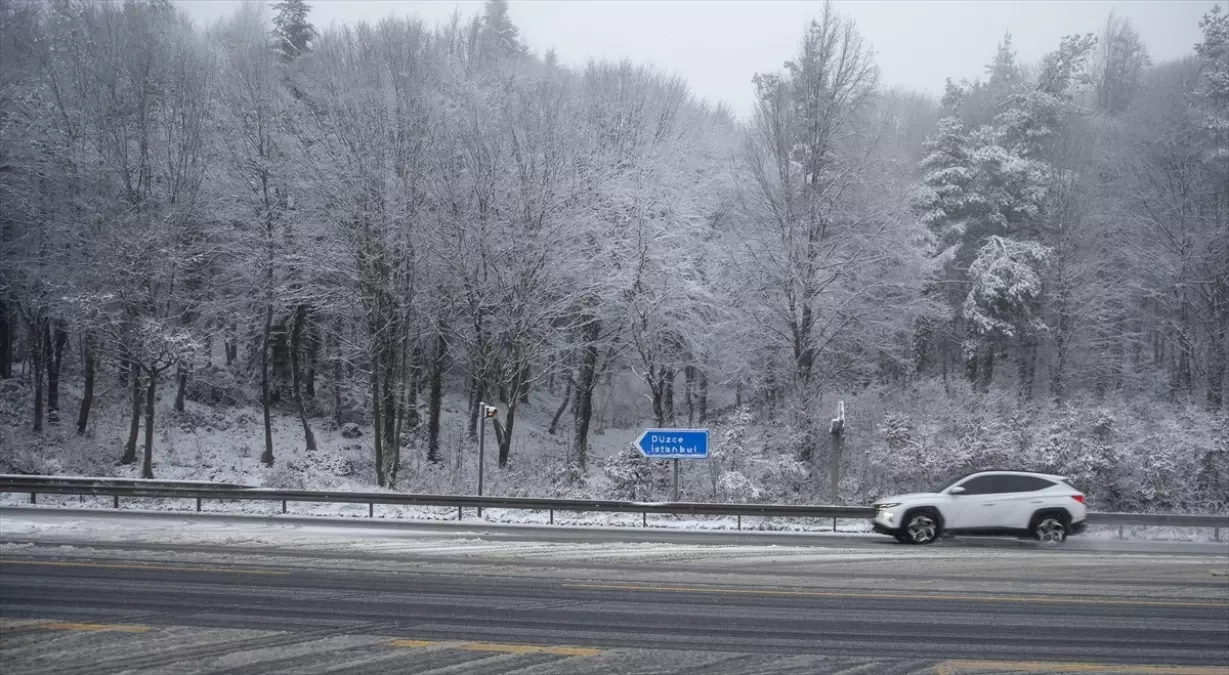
[270, 0, 317, 62]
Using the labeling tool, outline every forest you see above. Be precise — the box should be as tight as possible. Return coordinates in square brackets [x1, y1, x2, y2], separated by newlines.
[1, 0, 1226, 514]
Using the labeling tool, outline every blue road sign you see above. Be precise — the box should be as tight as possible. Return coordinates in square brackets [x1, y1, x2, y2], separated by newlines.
[634, 428, 709, 459]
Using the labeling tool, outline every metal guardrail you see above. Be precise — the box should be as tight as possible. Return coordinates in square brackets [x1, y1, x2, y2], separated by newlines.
[0, 475, 251, 490]
[1, 475, 1226, 537]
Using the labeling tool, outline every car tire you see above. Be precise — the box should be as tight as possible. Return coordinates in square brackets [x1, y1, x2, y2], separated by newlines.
[901, 509, 940, 545]
[1032, 512, 1069, 546]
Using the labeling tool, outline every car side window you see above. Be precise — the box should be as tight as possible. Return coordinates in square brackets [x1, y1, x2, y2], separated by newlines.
[954, 475, 999, 495]
[999, 475, 1056, 492]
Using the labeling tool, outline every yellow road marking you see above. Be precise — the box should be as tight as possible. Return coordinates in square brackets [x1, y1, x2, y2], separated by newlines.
[389, 639, 440, 648]
[937, 660, 1229, 674]
[5, 620, 153, 633]
[388, 639, 600, 657]
[0, 559, 287, 576]
[564, 582, 1229, 609]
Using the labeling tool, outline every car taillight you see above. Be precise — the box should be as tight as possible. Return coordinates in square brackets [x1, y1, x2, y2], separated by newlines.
[1072, 494, 1085, 504]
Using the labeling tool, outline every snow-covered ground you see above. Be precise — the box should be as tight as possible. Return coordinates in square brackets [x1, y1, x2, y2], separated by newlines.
[0, 378, 652, 500]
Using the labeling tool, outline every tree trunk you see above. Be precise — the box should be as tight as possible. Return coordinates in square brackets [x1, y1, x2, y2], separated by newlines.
[663, 368, 675, 425]
[30, 316, 46, 433]
[546, 354, 555, 393]
[289, 305, 316, 451]
[427, 331, 445, 463]
[174, 366, 187, 412]
[1209, 302, 1227, 411]
[1051, 308, 1069, 402]
[0, 298, 10, 379]
[76, 334, 96, 434]
[332, 319, 344, 427]
[390, 329, 412, 489]
[979, 342, 995, 392]
[260, 302, 274, 467]
[49, 320, 66, 423]
[1018, 336, 1036, 402]
[142, 368, 157, 479]
[571, 320, 599, 471]
[697, 368, 708, 424]
[372, 365, 385, 487]
[684, 366, 696, 425]
[651, 368, 666, 427]
[379, 349, 397, 483]
[122, 361, 141, 464]
[409, 342, 423, 409]
[498, 356, 525, 467]
[548, 371, 572, 436]
[518, 363, 530, 404]
[965, 347, 979, 385]
[225, 321, 237, 367]
[305, 325, 319, 398]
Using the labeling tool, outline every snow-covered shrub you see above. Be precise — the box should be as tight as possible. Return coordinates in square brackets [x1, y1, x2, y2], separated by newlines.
[265, 461, 306, 490]
[715, 470, 762, 502]
[600, 448, 652, 501]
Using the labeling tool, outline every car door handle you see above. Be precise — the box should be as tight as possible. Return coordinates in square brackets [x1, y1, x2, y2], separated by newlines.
[981, 502, 996, 506]
[1030, 500, 1043, 504]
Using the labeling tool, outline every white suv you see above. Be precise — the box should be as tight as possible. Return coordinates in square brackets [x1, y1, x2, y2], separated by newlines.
[871, 471, 1088, 545]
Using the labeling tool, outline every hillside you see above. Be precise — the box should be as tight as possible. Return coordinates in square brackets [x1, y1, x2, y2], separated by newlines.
[3, 363, 1226, 519]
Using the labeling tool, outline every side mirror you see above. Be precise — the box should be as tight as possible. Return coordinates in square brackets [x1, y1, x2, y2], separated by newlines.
[948, 486, 966, 495]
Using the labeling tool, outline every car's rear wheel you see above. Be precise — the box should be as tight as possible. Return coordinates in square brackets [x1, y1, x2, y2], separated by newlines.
[903, 510, 939, 545]
[1034, 515, 1068, 545]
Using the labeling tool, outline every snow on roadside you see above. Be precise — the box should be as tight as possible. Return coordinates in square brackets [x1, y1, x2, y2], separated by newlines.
[2, 492, 1223, 542]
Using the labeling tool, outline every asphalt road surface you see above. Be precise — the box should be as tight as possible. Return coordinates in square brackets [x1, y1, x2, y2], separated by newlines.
[2, 508, 1227, 674]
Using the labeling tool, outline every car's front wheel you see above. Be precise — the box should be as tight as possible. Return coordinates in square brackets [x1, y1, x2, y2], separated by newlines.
[1033, 515, 1068, 545]
[902, 510, 939, 545]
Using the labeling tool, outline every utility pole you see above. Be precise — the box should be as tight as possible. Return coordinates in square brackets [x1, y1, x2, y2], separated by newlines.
[830, 400, 845, 504]
[478, 402, 497, 517]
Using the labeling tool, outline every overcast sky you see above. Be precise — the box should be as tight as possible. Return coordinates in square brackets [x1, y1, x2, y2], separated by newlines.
[176, 0, 1216, 119]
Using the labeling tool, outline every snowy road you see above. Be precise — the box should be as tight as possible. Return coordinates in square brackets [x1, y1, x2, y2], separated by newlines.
[1, 508, 1227, 674]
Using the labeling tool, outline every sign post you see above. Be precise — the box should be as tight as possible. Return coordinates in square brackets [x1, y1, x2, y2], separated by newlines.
[633, 428, 709, 502]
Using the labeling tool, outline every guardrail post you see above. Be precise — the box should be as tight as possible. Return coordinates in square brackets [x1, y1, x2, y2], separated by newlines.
[369, 503, 374, 518]
[113, 495, 119, 509]
[1215, 527, 1221, 542]
[195, 497, 201, 513]
[29, 492, 35, 504]
[833, 517, 837, 533]
[457, 506, 462, 521]
[737, 515, 741, 531]
[1118, 524, 1124, 539]
[643, 512, 647, 527]
[282, 500, 287, 514]
[549, 509, 554, 525]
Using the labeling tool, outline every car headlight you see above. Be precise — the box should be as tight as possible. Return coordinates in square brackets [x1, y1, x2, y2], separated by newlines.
[874, 503, 899, 523]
